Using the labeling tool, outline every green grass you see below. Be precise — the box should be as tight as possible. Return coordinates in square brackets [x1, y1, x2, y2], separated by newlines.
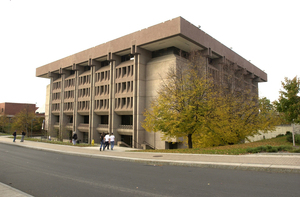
[134, 136, 299, 155]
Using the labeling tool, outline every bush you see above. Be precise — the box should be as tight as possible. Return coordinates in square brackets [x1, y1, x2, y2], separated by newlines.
[276, 134, 285, 138]
[295, 134, 300, 144]
[292, 148, 300, 153]
[286, 133, 300, 144]
[286, 131, 292, 135]
[278, 145, 293, 151]
[246, 147, 260, 153]
[246, 145, 293, 153]
[286, 133, 293, 143]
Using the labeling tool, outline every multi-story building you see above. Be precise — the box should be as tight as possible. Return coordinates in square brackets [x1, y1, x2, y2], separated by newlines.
[36, 17, 267, 149]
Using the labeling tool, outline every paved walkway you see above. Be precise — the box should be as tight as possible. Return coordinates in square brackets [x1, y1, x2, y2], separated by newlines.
[1, 135, 300, 196]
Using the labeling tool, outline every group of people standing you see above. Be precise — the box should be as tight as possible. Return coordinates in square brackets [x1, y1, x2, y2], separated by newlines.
[100, 133, 115, 151]
[12, 130, 26, 142]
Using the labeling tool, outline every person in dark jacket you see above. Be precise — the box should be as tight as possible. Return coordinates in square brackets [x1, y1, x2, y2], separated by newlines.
[20, 131, 26, 142]
[72, 132, 77, 145]
[99, 133, 105, 151]
[13, 131, 17, 142]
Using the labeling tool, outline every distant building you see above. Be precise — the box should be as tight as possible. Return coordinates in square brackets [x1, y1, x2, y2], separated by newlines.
[0, 102, 44, 133]
[0, 102, 39, 117]
[36, 17, 267, 149]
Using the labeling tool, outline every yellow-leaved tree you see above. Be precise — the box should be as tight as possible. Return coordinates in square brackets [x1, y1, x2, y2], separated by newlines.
[143, 51, 281, 149]
[143, 51, 217, 148]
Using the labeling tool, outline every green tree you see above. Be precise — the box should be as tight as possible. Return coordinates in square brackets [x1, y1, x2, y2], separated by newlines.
[274, 76, 300, 123]
[274, 76, 300, 146]
[0, 114, 9, 133]
[11, 109, 36, 135]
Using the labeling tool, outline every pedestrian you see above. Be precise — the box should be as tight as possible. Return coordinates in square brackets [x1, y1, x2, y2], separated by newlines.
[110, 133, 115, 150]
[104, 133, 110, 150]
[13, 130, 17, 142]
[49, 135, 51, 141]
[99, 133, 105, 151]
[72, 132, 77, 145]
[20, 131, 26, 142]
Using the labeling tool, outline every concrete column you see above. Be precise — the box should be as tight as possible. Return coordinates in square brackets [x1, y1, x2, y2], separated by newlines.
[89, 59, 101, 144]
[47, 72, 59, 139]
[134, 47, 151, 148]
[109, 53, 121, 140]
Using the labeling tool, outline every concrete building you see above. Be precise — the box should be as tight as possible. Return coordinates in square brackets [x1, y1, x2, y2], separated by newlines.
[36, 17, 267, 149]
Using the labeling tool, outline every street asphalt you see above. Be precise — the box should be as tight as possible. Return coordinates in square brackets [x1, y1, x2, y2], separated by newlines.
[0, 135, 300, 196]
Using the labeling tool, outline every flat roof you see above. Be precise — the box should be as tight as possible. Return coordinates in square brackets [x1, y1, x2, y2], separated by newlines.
[36, 17, 267, 82]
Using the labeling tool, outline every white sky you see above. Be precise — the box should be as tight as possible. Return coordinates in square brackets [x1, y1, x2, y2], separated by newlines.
[1, 0, 299, 113]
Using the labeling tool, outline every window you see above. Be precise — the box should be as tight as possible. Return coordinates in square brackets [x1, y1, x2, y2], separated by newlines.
[100, 115, 108, 124]
[121, 115, 133, 125]
[83, 116, 89, 124]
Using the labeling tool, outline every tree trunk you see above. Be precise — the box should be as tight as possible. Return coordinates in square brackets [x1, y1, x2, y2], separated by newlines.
[188, 134, 193, 148]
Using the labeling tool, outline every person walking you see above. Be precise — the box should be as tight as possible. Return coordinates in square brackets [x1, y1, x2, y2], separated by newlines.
[72, 132, 77, 145]
[99, 133, 105, 151]
[104, 133, 110, 150]
[20, 131, 26, 142]
[13, 131, 17, 142]
[110, 133, 115, 150]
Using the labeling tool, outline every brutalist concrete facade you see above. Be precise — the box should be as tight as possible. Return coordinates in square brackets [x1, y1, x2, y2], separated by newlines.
[36, 17, 267, 149]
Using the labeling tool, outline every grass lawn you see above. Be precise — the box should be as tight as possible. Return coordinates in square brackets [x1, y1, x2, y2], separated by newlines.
[135, 136, 299, 155]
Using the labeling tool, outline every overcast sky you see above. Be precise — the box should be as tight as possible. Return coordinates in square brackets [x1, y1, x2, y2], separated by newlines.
[1, 0, 299, 112]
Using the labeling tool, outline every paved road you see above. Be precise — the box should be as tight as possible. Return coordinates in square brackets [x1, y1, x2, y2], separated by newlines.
[1, 143, 300, 197]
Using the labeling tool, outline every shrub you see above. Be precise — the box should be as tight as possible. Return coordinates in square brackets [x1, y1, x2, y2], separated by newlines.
[286, 131, 291, 135]
[286, 133, 293, 143]
[246, 147, 260, 153]
[278, 145, 292, 151]
[246, 145, 292, 153]
[259, 146, 267, 152]
[292, 148, 300, 153]
[276, 134, 285, 138]
[295, 134, 300, 144]
[268, 147, 278, 152]
[286, 133, 300, 144]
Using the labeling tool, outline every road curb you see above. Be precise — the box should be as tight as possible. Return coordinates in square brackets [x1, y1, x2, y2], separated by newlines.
[2, 141, 299, 174]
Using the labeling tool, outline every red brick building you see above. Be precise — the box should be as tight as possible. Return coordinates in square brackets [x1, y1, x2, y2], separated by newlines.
[0, 102, 39, 117]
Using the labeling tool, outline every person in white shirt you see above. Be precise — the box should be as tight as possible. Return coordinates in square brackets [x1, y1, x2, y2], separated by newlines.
[109, 133, 115, 150]
[104, 133, 110, 150]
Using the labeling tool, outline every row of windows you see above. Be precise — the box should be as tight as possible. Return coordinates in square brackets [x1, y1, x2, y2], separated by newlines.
[116, 65, 133, 79]
[64, 102, 74, 111]
[52, 103, 60, 111]
[95, 99, 109, 110]
[78, 101, 90, 110]
[64, 90, 74, 99]
[52, 93, 60, 100]
[95, 70, 110, 82]
[208, 67, 220, 82]
[78, 88, 91, 98]
[95, 85, 109, 96]
[116, 81, 133, 94]
[115, 97, 133, 109]
[78, 75, 91, 85]
[65, 78, 75, 88]
[53, 81, 61, 90]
